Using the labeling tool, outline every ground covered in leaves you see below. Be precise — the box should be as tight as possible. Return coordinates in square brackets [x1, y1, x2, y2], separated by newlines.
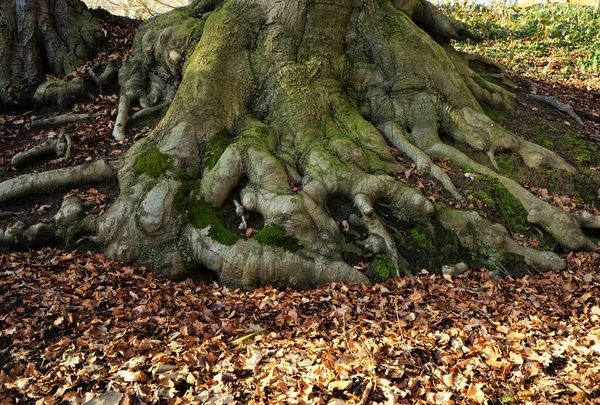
[1, 249, 600, 404]
[2, 3, 600, 404]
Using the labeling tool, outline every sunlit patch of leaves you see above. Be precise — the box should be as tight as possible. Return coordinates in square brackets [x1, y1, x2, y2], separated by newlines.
[1, 249, 600, 403]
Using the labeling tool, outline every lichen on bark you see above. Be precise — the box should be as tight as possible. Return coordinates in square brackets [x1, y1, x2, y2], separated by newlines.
[2, 0, 600, 289]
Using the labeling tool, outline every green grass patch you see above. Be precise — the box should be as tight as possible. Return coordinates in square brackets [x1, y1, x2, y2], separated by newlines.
[495, 154, 517, 178]
[447, 4, 600, 79]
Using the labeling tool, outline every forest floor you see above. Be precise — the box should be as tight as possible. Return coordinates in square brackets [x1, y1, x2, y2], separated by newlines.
[2, 3, 600, 405]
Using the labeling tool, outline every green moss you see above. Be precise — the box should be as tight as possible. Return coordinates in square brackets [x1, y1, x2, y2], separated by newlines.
[374, 254, 396, 282]
[409, 225, 434, 250]
[205, 131, 230, 170]
[542, 139, 554, 150]
[470, 190, 495, 207]
[138, 118, 153, 127]
[173, 179, 198, 211]
[495, 154, 516, 178]
[487, 180, 528, 232]
[187, 198, 238, 246]
[134, 147, 173, 178]
[483, 105, 506, 123]
[566, 129, 600, 165]
[393, 223, 468, 273]
[254, 224, 300, 252]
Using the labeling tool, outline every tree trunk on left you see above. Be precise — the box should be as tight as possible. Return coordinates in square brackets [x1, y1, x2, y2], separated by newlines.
[0, 0, 105, 107]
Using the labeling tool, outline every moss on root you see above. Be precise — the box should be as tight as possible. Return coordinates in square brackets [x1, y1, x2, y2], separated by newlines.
[254, 224, 300, 252]
[487, 180, 529, 233]
[134, 147, 173, 177]
[373, 254, 395, 282]
[392, 223, 468, 273]
[483, 105, 506, 123]
[187, 198, 238, 246]
[174, 181, 239, 246]
[204, 131, 230, 171]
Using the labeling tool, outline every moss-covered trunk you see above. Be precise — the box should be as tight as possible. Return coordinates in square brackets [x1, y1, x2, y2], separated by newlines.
[0, 0, 105, 107]
[2, 0, 598, 288]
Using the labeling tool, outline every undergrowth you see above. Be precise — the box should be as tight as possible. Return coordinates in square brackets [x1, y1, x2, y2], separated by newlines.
[446, 3, 600, 80]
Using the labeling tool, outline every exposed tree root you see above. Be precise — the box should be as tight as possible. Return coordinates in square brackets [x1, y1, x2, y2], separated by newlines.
[1, 0, 598, 288]
[11, 133, 68, 168]
[435, 204, 566, 273]
[30, 113, 94, 129]
[88, 61, 117, 94]
[0, 160, 118, 204]
[525, 93, 584, 125]
[33, 77, 92, 106]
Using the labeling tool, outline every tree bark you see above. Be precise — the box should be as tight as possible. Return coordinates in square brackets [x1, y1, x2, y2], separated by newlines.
[1, 0, 598, 289]
[0, 0, 105, 106]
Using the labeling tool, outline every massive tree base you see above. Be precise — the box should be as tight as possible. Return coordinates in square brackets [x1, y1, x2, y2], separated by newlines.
[1, 0, 599, 289]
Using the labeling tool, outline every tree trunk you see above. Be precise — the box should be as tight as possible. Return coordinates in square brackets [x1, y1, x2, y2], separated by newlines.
[2, 0, 598, 289]
[0, 0, 105, 106]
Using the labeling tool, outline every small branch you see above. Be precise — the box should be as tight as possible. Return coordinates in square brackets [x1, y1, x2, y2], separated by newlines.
[131, 100, 171, 120]
[526, 93, 584, 125]
[11, 133, 68, 168]
[31, 113, 94, 129]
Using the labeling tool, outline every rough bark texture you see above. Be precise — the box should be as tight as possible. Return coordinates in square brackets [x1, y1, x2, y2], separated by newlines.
[2, 0, 599, 289]
[0, 0, 105, 106]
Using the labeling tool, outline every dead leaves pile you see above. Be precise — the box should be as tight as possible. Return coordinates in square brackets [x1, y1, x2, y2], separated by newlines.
[1, 249, 600, 404]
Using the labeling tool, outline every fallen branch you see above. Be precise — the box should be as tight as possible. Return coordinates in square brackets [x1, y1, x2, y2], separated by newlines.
[526, 93, 584, 125]
[30, 113, 95, 129]
[11, 133, 68, 168]
[0, 160, 118, 204]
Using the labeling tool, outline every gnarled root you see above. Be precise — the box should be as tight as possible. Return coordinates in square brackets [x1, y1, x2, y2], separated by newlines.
[3, 0, 597, 288]
[88, 61, 117, 94]
[11, 133, 68, 168]
[435, 204, 566, 274]
[0, 160, 117, 204]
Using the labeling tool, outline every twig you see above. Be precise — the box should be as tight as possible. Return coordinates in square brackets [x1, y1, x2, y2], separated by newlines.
[358, 380, 374, 405]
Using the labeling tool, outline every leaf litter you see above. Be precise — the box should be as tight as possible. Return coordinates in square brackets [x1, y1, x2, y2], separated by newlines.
[1, 249, 600, 404]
